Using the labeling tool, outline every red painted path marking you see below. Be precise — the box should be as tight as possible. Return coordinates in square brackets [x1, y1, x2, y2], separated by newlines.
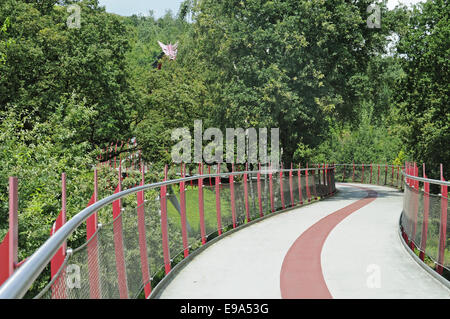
[280, 185, 378, 299]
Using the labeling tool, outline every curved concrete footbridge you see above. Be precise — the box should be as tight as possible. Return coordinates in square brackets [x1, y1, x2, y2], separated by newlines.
[154, 183, 450, 299]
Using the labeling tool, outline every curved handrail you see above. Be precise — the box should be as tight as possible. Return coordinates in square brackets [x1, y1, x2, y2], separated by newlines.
[401, 170, 450, 187]
[0, 166, 333, 299]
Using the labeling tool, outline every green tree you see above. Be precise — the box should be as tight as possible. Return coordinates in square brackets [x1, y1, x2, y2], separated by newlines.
[394, 0, 449, 178]
[188, 0, 393, 163]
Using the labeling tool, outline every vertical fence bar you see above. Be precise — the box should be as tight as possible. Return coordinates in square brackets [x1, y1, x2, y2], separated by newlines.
[0, 177, 18, 286]
[385, 164, 388, 185]
[306, 164, 311, 202]
[198, 163, 206, 244]
[137, 164, 151, 298]
[8, 177, 18, 280]
[370, 164, 373, 184]
[86, 169, 100, 299]
[396, 166, 400, 188]
[112, 164, 129, 298]
[313, 165, 318, 200]
[269, 163, 274, 213]
[51, 173, 67, 299]
[437, 164, 448, 275]
[160, 165, 171, 275]
[257, 163, 263, 217]
[8, 176, 18, 276]
[342, 164, 346, 182]
[391, 165, 394, 186]
[377, 164, 380, 185]
[244, 163, 251, 222]
[410, 162, 419, 250]
[328, 165, 333, 195]
[208, 165, 212, 186]
[215, 164, 223, 235]
[289, 163, 294, 207]
[230, 164, 237, 227]
[298, 164, 303, 205]
[180, 164, 190, 254]
[419, 164, 430, 261]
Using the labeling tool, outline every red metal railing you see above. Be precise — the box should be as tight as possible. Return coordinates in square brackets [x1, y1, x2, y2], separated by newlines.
[0, 163, 336, 299]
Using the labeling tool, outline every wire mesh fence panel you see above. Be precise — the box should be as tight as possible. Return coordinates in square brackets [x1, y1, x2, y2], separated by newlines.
[217, 182, 234, 230]
[282, 172, 292, 208]
[260, 172, 271, 214]
[145, 197, 165, 281]
[412, 188, 425, 249]
[272, 173, 282, 211]
[247, 173, 260, 220]
[27, 166, 343, 300]
[233, 178, 247, 226]
[163, 187, 184, 266]
[291, 171, 300, 206]
[183, 186, 204, 251]
[424, 193, 445, 265]
[202, 184, 223, 237]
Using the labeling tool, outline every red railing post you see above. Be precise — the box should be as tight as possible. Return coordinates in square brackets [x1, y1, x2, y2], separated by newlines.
[391, 165, 395, 186]
[230, 164, 237, 227]
[180, 164, 190, 253]
[86, 169, 101, 299]
[312, 165, 318, 200]
[305, 164, 311, 202]
[396, 166, 400, 188]
[113, 164, 129, 298]
[289, 163, 294, 207]
[328, 164, 332, 195]
[269, 163, 274, 213]
[377, 164, 380, 185]
[137, 164, 151, 298]
[410, 162, 419, 251]
[215, 164, 223, 235]
[257, 163, 263, 217]
[437, 164, 448, 275]
[51, 173, 67, 299]
[0, 177, 18, 287]
[208, 165, 212, 186]
[370, 163, 373, 184]
[198, 163, 206, 244]
[244, 163, 251, 222]
[9, 177, 18, 277]
[385, 164, 388, 185]
[419, 164, 430, 261]
[298, 164, 303, 205]
[160, 164, 171, 275]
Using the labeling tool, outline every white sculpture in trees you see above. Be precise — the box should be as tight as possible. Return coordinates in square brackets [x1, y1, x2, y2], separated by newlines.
[158, 41, 178, 60]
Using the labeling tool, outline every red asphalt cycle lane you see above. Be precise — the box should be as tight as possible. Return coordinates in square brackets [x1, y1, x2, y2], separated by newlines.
[280, 185, 378, 299]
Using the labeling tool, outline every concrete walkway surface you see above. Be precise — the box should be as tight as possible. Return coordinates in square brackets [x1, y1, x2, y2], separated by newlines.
[157, 184, 450, 299]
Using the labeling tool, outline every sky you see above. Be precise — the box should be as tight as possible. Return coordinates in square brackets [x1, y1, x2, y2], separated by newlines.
[98, 0, 425, 18]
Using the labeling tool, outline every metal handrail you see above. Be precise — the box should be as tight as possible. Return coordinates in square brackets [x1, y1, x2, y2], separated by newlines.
[0, 166, 333, 299]
[401, 170, 450, 187]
